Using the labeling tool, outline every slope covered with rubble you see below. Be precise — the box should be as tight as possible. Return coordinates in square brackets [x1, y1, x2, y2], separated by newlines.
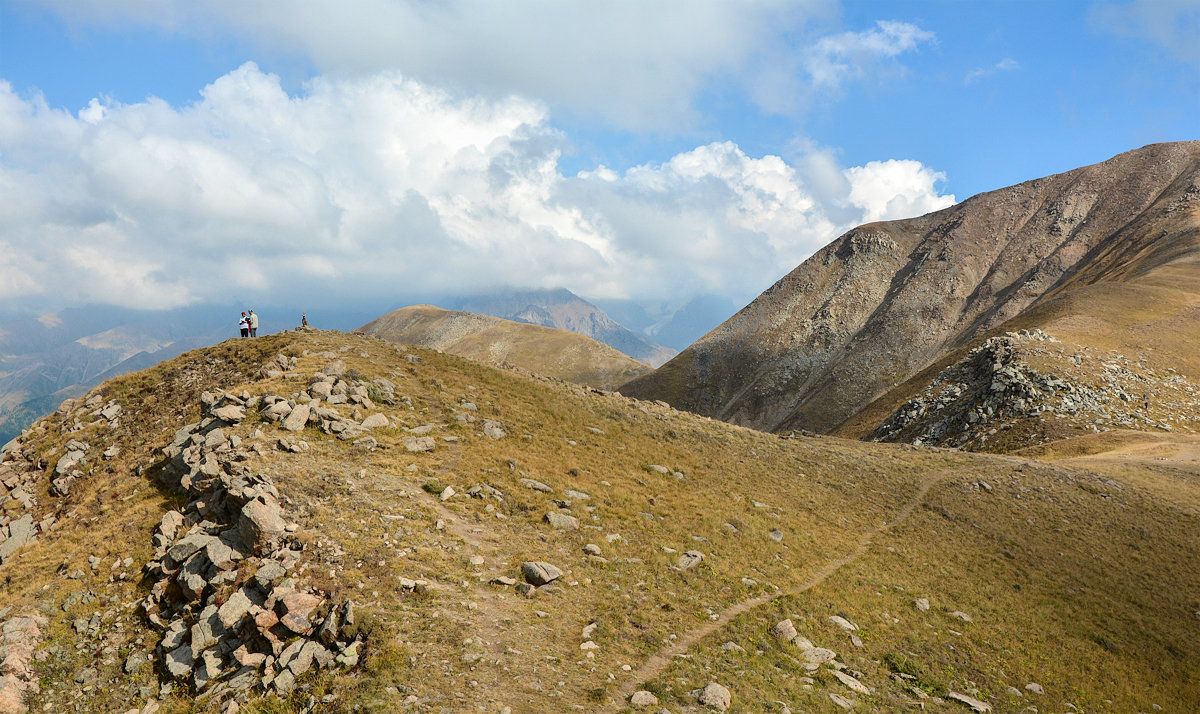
[866, 329, 1200, 451]
[0, 328, 1197, 713]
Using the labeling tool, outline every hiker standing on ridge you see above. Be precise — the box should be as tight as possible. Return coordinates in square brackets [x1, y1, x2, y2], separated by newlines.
[248, 309, 259, 337]
[239, 311, 250, 338]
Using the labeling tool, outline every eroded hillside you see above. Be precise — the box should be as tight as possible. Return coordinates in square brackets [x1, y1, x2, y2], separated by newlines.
[622, 142, 1200, 440]
[0, 329, 1196, 713]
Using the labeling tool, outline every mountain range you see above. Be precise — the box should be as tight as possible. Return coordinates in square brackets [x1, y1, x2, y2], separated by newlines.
[0, 306, 234, 446]
[441, 289, 677, 367]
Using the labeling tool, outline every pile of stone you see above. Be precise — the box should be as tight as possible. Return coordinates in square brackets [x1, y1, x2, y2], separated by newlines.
[53, 393, 123, 435]
[770, 619, 872, 703]
[256, 360, 398, 446]
[0, 388, 131, 567]
[257, 353, 298, 379]
[869, 331, 1072, 447]
[140, 390, 359, 704]
[0, 612, 47, 714]
[0, 439, 56, 567]
[49, 439, 90, 497]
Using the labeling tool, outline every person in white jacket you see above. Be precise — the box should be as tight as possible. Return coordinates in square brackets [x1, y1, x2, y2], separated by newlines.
[239, 311, 250, 337]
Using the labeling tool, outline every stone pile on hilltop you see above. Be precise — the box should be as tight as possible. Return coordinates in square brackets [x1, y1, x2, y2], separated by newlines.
[870, 329, 1200, 450]
[142, 387, 362, 704]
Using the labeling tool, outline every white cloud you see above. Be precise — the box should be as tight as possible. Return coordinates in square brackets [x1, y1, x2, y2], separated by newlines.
[805, 20, 935, 89]
[21, 1, 950, 131]
[28, 0, 830, 131]
[965, 58, 1020, 85]
[0, 65, 954, 311]
[845, 160, 955, 224]
[1091, 0, 1200, 65]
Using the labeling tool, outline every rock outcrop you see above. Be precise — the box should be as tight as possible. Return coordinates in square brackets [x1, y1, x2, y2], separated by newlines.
[869, 329, 1200, 449]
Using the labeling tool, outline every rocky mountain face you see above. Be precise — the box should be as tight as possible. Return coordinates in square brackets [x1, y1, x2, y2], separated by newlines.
[0, 329, 1196, 712]
[355, 304, 653, 390]
[444, 289, 676, 367]
[621, 142, 1200, 437]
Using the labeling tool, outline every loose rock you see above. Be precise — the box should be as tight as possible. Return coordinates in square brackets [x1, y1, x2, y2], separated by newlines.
[520, 561, 563, 586]
[947, 691, 993, 712]
[696, 682, 731, 711]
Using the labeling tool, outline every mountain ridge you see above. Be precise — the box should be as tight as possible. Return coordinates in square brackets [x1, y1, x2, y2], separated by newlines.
[443, 289, 676, 367]
[621, 141, 1200, 437]
[355, 304, 653, 390]
[0, 328, 1194, 712]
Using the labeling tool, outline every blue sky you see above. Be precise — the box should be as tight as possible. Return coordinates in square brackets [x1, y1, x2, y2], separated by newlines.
[0, 0, 1197, 322]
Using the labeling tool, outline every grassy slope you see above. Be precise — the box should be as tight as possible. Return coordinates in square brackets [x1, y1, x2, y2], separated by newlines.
[357, 305, 653, 391]
[0, 330, 1195, 712]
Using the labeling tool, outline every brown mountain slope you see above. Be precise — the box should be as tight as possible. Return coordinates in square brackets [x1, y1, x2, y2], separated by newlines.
[445, 289, 677, 367]
[621, 141, 1200, 436]
[356, 304, 652, 390]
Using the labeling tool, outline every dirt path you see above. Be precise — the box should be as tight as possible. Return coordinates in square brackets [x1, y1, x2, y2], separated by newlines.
[608, 467, 963, 709]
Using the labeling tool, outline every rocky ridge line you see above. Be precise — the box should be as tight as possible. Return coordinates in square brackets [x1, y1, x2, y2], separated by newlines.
[139, 378, 362, 707]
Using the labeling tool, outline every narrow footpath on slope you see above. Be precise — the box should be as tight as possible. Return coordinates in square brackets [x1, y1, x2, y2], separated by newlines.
[608, 465, 973, 709]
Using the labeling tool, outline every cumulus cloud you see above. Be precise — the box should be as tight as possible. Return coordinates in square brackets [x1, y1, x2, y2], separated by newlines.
[845, 160, 954, 224]
[0, 65, 954, 311]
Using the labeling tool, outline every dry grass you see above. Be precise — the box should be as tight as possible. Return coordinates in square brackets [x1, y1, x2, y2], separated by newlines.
[357, 304, 653, 390]
[1, 330, 1197, 712]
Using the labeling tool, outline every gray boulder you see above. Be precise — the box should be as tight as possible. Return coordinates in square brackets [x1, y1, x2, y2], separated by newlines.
[404, 436, 436, 452]
[239, 499, 286, 547]
[697, 682, 731, 711]
[361, 413, 389, 429]
[544, 512, 579, 530]
[282, 403, 310, 432]
[212, 405, 246, 423]
[520, 561, 562, 586]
